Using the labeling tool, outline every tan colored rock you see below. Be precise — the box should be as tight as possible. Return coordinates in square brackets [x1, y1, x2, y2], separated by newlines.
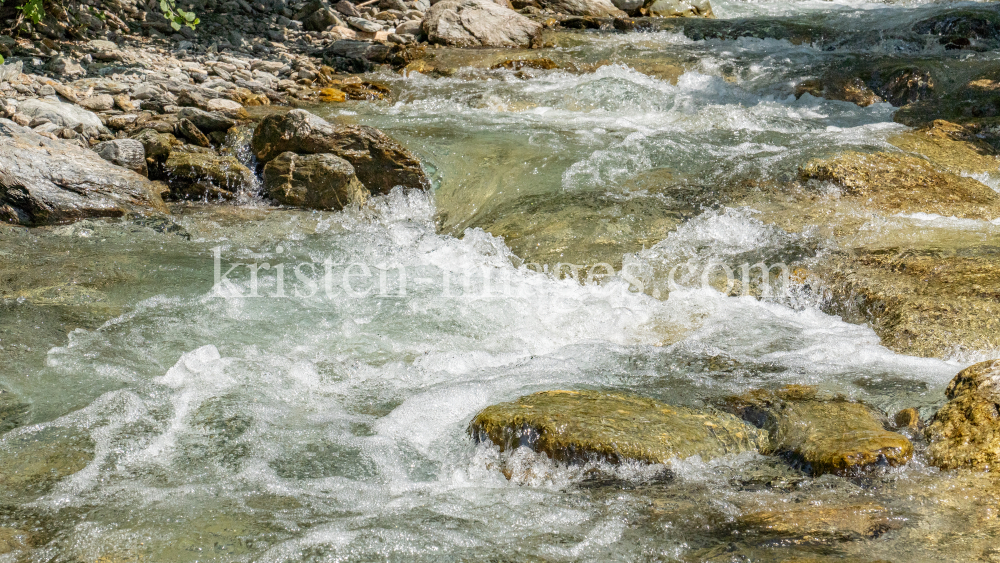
[725, 386, 913, 476]
[795, 76, 882, 107]
[927, 360, 1000, 471]
[643, 0, 712, 18]
[737, 503, 900, 540]
[470, 390, 767, 467]
[78, 94, 116, 112]
[205, 98, 250, 120]
[800, 151, 1000, 220]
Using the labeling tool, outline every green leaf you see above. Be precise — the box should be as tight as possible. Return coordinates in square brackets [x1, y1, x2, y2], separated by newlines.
[0, 54, 4, 65]
[170, 20, 181, 30]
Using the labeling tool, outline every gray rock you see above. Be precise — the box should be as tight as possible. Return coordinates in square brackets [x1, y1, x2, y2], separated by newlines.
[395, 19, 423, 36]
[316, 40, 393, 73]
[78, 94, 116, 111]
[0, 119, 168, 226]
[348, 16, 383, 32]
[263, 152, 368, 210]
[335, 0, 361, 16]
[176, 119, 212, 147]
[16, 99, 103, 130]
[537, 0, 624, 16]
[380, 0, 408, 10]
[251, 109, 429, 195]
[643, 0, 712, 16]
[422, 0, 542, 47]
[93, 139, 148, 176]
[176, 107, 236, 133]
[45, 56, 86, 77]
[0, 61, 23, 82]
[304, 7, 345, 31]
[610, 0, 641, 12]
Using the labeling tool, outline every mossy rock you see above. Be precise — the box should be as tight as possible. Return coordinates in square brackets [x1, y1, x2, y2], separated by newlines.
[725, 386, 913, 476]
[926, 360, 1000, 470]
[469, 390, 767, 466]
[0, 426, 94, 502]
[800, 151, 1000, 220]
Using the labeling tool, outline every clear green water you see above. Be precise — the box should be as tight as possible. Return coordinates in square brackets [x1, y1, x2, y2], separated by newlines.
[2, 1, 1000, 560]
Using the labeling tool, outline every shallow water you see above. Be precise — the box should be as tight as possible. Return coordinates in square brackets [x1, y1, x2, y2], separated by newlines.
[2, 0, 1000, 560]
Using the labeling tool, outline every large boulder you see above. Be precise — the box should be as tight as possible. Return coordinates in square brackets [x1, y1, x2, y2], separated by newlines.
[164, 150, 255, 200]
[263, 152, 368, 210]
[538, 0, 625, 16]
[422, 0, 543, 47]
[470, 390, 767, 467]
[725, 385, 913, 476]
[926, 360, 1000, 470]
[251, 110, 429, 195]
[0, 119, 168, 226]
[16, 99, 103, 132]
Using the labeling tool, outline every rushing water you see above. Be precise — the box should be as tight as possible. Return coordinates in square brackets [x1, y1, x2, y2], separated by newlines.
[3, 0, 1000, 561]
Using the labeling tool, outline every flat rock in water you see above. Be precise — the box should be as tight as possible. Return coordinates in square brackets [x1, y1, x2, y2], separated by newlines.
[422, 0, 543, 47]
[725, 385, 913, 476]
[927, 360, 1000, 470]
[799, 151, 1000, 220]
[251, 109, 428, 195]
[469, 390, 768, 465]
[0, 119, 168, 226]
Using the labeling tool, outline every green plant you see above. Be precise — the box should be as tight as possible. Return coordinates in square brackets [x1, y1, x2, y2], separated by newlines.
[159, 0, 199, 31]
[18, 0, 44, 24]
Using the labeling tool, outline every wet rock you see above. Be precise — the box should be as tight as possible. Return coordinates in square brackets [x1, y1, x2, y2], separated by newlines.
[263, 152, 368, 210]
[913, 8, 1000, 51]
[0, 119, 168, 226]
[0, 427, 94, 502]
[799, 151, 1000, 220]
[643, 0, 712, 18]
[869, 67, 934, 107]
[0, 388, 30, 434]
[164, 151, 255, 200]
[491, 58, 559, 70]
[538, 0, 624, 17]
[725, 385, 913, 476]
[895, 407, 923, 430]
[926, 360, 1000, 471]
[16, 98, 103, 132]
[93, 139, 148, 176]
[888, 119, 1000, 177]
[251, 109, 429, 194]
[819, 247, 1000, 359]
[737, 503, 902, 541]
[176, 107, 236, 134]
[795, 75, 882, 107]
[131, 128, 178, 166]
[470, 390, 767, 467]
[422, 0, 543, 47]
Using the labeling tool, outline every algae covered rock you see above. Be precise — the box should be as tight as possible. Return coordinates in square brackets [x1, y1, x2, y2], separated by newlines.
[469, 390, 767, 466]
[800, 151, 1000, 220]
[725, 386, 913, 476]
[737, 503, 901, 541]
[926, 360, 1000, 471]
[164, 151, 255, 200]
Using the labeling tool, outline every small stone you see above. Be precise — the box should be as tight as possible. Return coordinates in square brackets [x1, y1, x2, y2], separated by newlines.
[45, 56, 86, 77]
[348, 17, 383, 33]
[895, 408, 924, 430]
[176, 107, 236, 133]
[113, 94, 135, 112]
[205, 98, 250, 120]
[176, 118, 212, 147]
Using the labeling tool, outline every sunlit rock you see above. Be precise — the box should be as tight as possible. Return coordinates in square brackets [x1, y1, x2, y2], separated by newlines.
[795, 75, 882, 107]
[263, 152, 368, 210]
[800, 151, 1000, 220]
[0, 119, 168, 226]
[470, 390, 767, 469]
[736, 503, 902, 541]
[927, 360, 1000, 471]
[422, 0, 543, 47]
[251, 109, 429, 195]
[725, 385, 913, 476]
[643, 0, 712, 18]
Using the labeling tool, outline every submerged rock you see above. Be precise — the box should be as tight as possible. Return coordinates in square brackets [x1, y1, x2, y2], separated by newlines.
[800, 151, 1000, 220]
[422, 0, 543, 47]
[0, 119, 168, 226]
[251, 109, 428, 195]
[725, 386, 913, 476]
[926, 360, 1000, 471]
[737, 503, 901, 541]
[470, 390, 767, 467]
[263, 152, 368, 210]
[795, 75, 882, 107]
[0, 427, 94, 502]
